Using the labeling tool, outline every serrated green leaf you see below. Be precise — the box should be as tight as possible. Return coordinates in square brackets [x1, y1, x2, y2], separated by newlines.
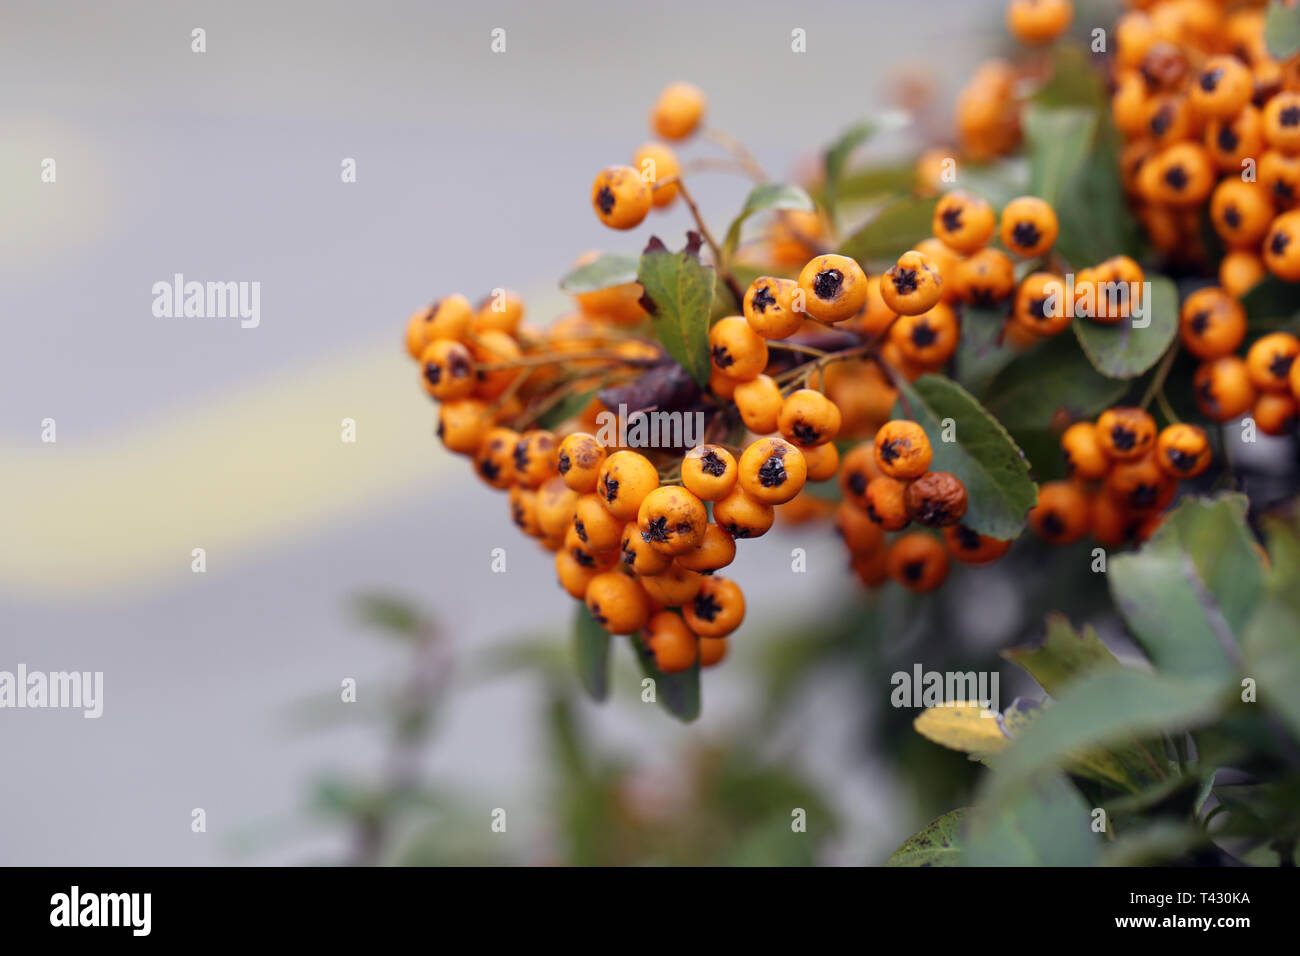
[953, 157, 1031, 209]
[1003, 612, 1119, 696]
[559, 253, 639, 293]
[980, 669, 1226, 807]
[984, 332, 1130, 431]
[1110, 494, 1262, 683]
[572, 605, 611, 702]
[1024, 105, 1098, 208]
[1266, 0, 1300, 60]
[837, 197, 939, 267]
[630, 631, 701, 722]
[967, 771, 1099, 866]
[998, 694, 1153, 792]
[886, 808, 967, 867]
[1072, 274, 1178, 379]
[893, 374, 1037, 539]
[637, 239, 717, 386]
[822, 115, 908, 220]
[722, 183, 815, 262]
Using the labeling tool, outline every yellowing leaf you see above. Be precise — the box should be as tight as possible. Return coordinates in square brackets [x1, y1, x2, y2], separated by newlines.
[913, 702, 1008, 755]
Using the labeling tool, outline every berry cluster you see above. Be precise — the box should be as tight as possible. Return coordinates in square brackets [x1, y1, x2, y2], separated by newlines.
[1110, 1, 1300, 289]
[1030, 407, 1212, 548]
[835, 424, 1008, 594]
[1182, 287, 1300, 431]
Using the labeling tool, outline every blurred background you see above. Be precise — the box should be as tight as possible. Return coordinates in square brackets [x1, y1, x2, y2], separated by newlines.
[0, 0, 1085, 865]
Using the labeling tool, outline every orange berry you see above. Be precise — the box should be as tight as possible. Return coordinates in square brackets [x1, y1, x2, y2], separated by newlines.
[880, 250, 944, 315]
[676, 523, 737, 573]
[738, 437, 807, 505]
[1000, 196, 1059, 258]
[651, 82, 706, 141]
[633, 141, 680, 208]
[1029, 481, 1089, 544]
[887, 533, 950, 592]
[874, 420, 933, 479]
[778, 388, 842, 447]
[637, 485, 708, 556]
[1061, 422, 1110, 480]
[1095, 407, 1157, 462]
[943, 524, 1012, 565]
[797, 254, 870, 322]
[1195, 356, 1257, 421]
[713, 487, 775, 539]
[933, 191, 996, 253]
[597, 450, 660, 521]
[585, 571, 650, 635]
[743, 276, 802, 339]
[709, 315, 769, 381]
[1155, 424, 1212, 479]
[1246, 332, 1300, 393]
[683, 576, 745, 638]
[733, 375, 784, 434]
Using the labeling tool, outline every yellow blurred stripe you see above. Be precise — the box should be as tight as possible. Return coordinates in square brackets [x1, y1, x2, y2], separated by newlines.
[1, 343, 448, 598]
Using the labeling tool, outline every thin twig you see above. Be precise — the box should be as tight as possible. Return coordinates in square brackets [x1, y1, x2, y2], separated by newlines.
[663, 176, 745, 305]
[1139, 344, 1178, 413]
[702, 127, 769, 182]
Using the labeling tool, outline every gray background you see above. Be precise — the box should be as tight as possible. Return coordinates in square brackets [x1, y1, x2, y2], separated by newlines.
[1, 0, 1006, 865]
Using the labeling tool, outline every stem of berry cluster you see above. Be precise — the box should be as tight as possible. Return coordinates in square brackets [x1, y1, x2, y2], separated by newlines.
[660, 176, 746, 305]
[701, 127, 769, 182]
[1138, 345, 1179, 420]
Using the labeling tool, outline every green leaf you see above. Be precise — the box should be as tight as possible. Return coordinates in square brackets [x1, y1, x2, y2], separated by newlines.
[1054, 119, 1140, 265]
[1243, 597, 1300, 739]
[822, 115, 907, 220]
[1099, 821, 1210, 866]
[1240, 274, 1300, 324]
[1109, 494, 1262, 683]
[953, 157, 1030, 209]
[1266, 0, 1300, 60]
[997, 695, 1154, 793]
[979, 668, 1226, 807]
[354, 594, 424, 639]
[966, 771, 1100, 866]
[1024, 105, 1098, 208]
[984, 332, 1129, 432]
[721, 183, 815, 263]
[953, 305, 1013, 396]
[572, 606, 611, 702]
[837, 197, 939, 267]
[893, 374, 1038, 539]
[630, 630, 701, 722]
[559, 253, 639, 293]
[1032, 45, 1107, 110]
[1072, 273, 1178, 380]
[533, 388, 599, 430]
[1002, 612, 1119, 697]
[818, 163, 915, 209]
[636, 235, 717, 386]
[886, 808, 967, 867]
